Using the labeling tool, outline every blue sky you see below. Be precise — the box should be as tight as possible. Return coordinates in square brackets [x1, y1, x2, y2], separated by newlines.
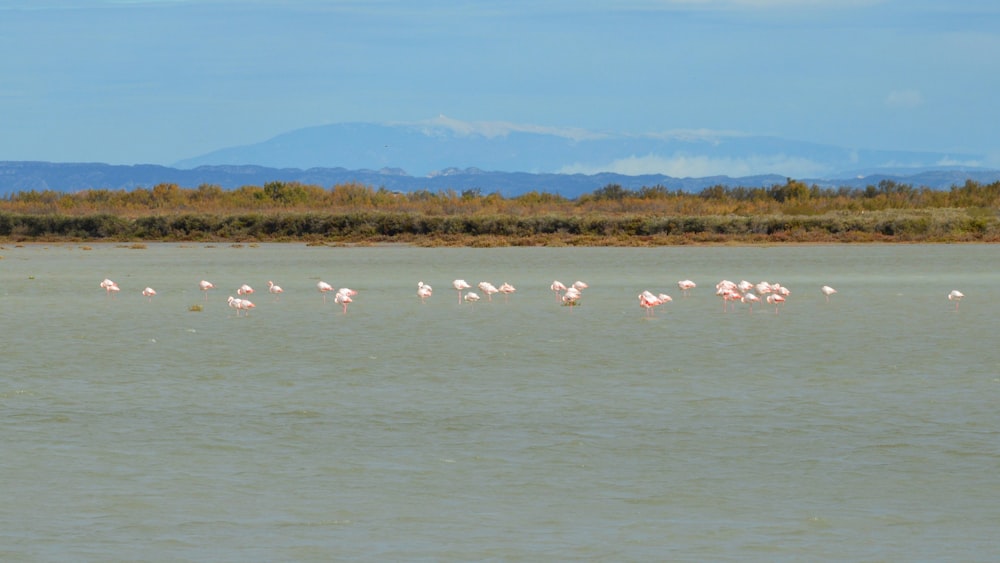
[2, 0, 999, 175]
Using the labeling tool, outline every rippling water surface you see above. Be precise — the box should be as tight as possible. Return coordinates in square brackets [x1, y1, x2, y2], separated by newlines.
[2, 243, 999, 561]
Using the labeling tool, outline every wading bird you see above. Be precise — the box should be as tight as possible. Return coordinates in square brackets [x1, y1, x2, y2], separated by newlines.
[100, 278, 119, 296]
[948, 290, 964, 310]
[317, 281, 334, 303]
[550, 280, 567, 301]
[334, 288, 355, 314]
[417, 281, 433, 303]
[267, 281, 283, 300]
[766, 293, 785, 313]
[677, 280, 696, 297]
[821, 285, 837, 302]
[498, 282, 516, 302]
[199, 280, 215, 300]
[453, 279, 471, 303]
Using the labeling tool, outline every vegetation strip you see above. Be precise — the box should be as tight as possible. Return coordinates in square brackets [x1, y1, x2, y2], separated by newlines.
[2, 179, 997, 244]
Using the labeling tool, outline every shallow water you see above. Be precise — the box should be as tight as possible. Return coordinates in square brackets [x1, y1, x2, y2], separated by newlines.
[1, 243, 998, 561]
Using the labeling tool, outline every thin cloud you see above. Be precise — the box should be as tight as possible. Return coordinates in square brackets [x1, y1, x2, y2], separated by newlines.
[558, 153, 831, 178]
[642, 129, 749, 144]
[935, 156, 983, 167]
[401, 115, 610, 142]
[885, 89, 924, 109]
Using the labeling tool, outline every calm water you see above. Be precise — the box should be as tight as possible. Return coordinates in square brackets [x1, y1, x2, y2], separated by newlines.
[1, 243, 998, 561]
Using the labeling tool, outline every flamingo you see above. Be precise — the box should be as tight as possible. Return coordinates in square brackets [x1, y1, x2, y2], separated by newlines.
[498, 282, 516, 302]
[239, 299, 255, 315]
[317, 281, 334, 303]
[551, 280, 567, 301]
[755, 281, 772, 297]
[572, 281, 589, 291]
[639, 290, 660, 316]
[741, 292, 760, 313]
[100, 278, 119, 296]
[821, 285, 837, 302]
[677, 279, 696, 297]
[267, 281, 283, 300]
[948, 290, 964, 310]
[766, 293, 785, 313]
[199, 280, 215, 300]
[237, 283, 254, 296]
[721, 288, 741, 312]
[478, 281, 499, 302]
[334, 289, 354, 314]
[716, 281, 739, 312]
[453, 279, 471, 303]
[417, 281, 433, 303]
[464, 291, 480, 305]
[227, 296, 243, 316]
[142, 287, 156, 301]
[561, 286, 581, 306]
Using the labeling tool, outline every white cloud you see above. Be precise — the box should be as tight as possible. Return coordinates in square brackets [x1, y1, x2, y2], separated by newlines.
[885, 89, 924, 109]
[400, 115, 608, 142]
[642, 128, 748, 144]
[558, 153, 831, 178]
[935, 156, 983, 167]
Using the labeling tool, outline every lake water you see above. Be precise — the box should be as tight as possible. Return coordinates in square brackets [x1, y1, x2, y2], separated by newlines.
[1, 243, 998, 561]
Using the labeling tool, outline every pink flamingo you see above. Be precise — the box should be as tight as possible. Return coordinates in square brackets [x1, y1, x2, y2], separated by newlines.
[821, 285, 837, 303]
[239, 299, 255, 315]
[100, 278, 119, 296]
[334, 289, 354, 314]
[948, 290, 963, 310]
[464, 291, 481, 305]
[741, 292, 760, 313]
[755, 281, 772, 298]
[561, 286, 581, 307]
[766, 293, 785, 313]
[317, 281, 334, 303]
[237, 283, 254, 296]
[199, 280, 214, 300]
[639, 290, 661, 317]
[417, 281, 433, 303]
[551, 280, 567, 301]
[478, 281, 499, 302]
[227, 296, 245, 316]
[453, 279, 471, 303]
[498, 282, 516, 303]
[142, 287, 156, 301]
[716, 281, 739, 312]
[267, 281, 283, 300]
[677, 280, 696, 297]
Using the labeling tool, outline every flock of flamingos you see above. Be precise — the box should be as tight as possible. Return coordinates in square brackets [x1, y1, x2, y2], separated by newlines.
[97, 276, 967, 315]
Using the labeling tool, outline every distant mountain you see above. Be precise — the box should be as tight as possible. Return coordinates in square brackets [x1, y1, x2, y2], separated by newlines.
[5, 118, 997, 199]
[172, 116, 993, 181]
[4, 161, 1000, 200]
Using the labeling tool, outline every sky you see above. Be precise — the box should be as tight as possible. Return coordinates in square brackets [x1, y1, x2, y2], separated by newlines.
[2, 0, 999, 174]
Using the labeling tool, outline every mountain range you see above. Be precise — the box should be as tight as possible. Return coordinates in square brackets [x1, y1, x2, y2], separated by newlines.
[2, 117, 999, 198]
